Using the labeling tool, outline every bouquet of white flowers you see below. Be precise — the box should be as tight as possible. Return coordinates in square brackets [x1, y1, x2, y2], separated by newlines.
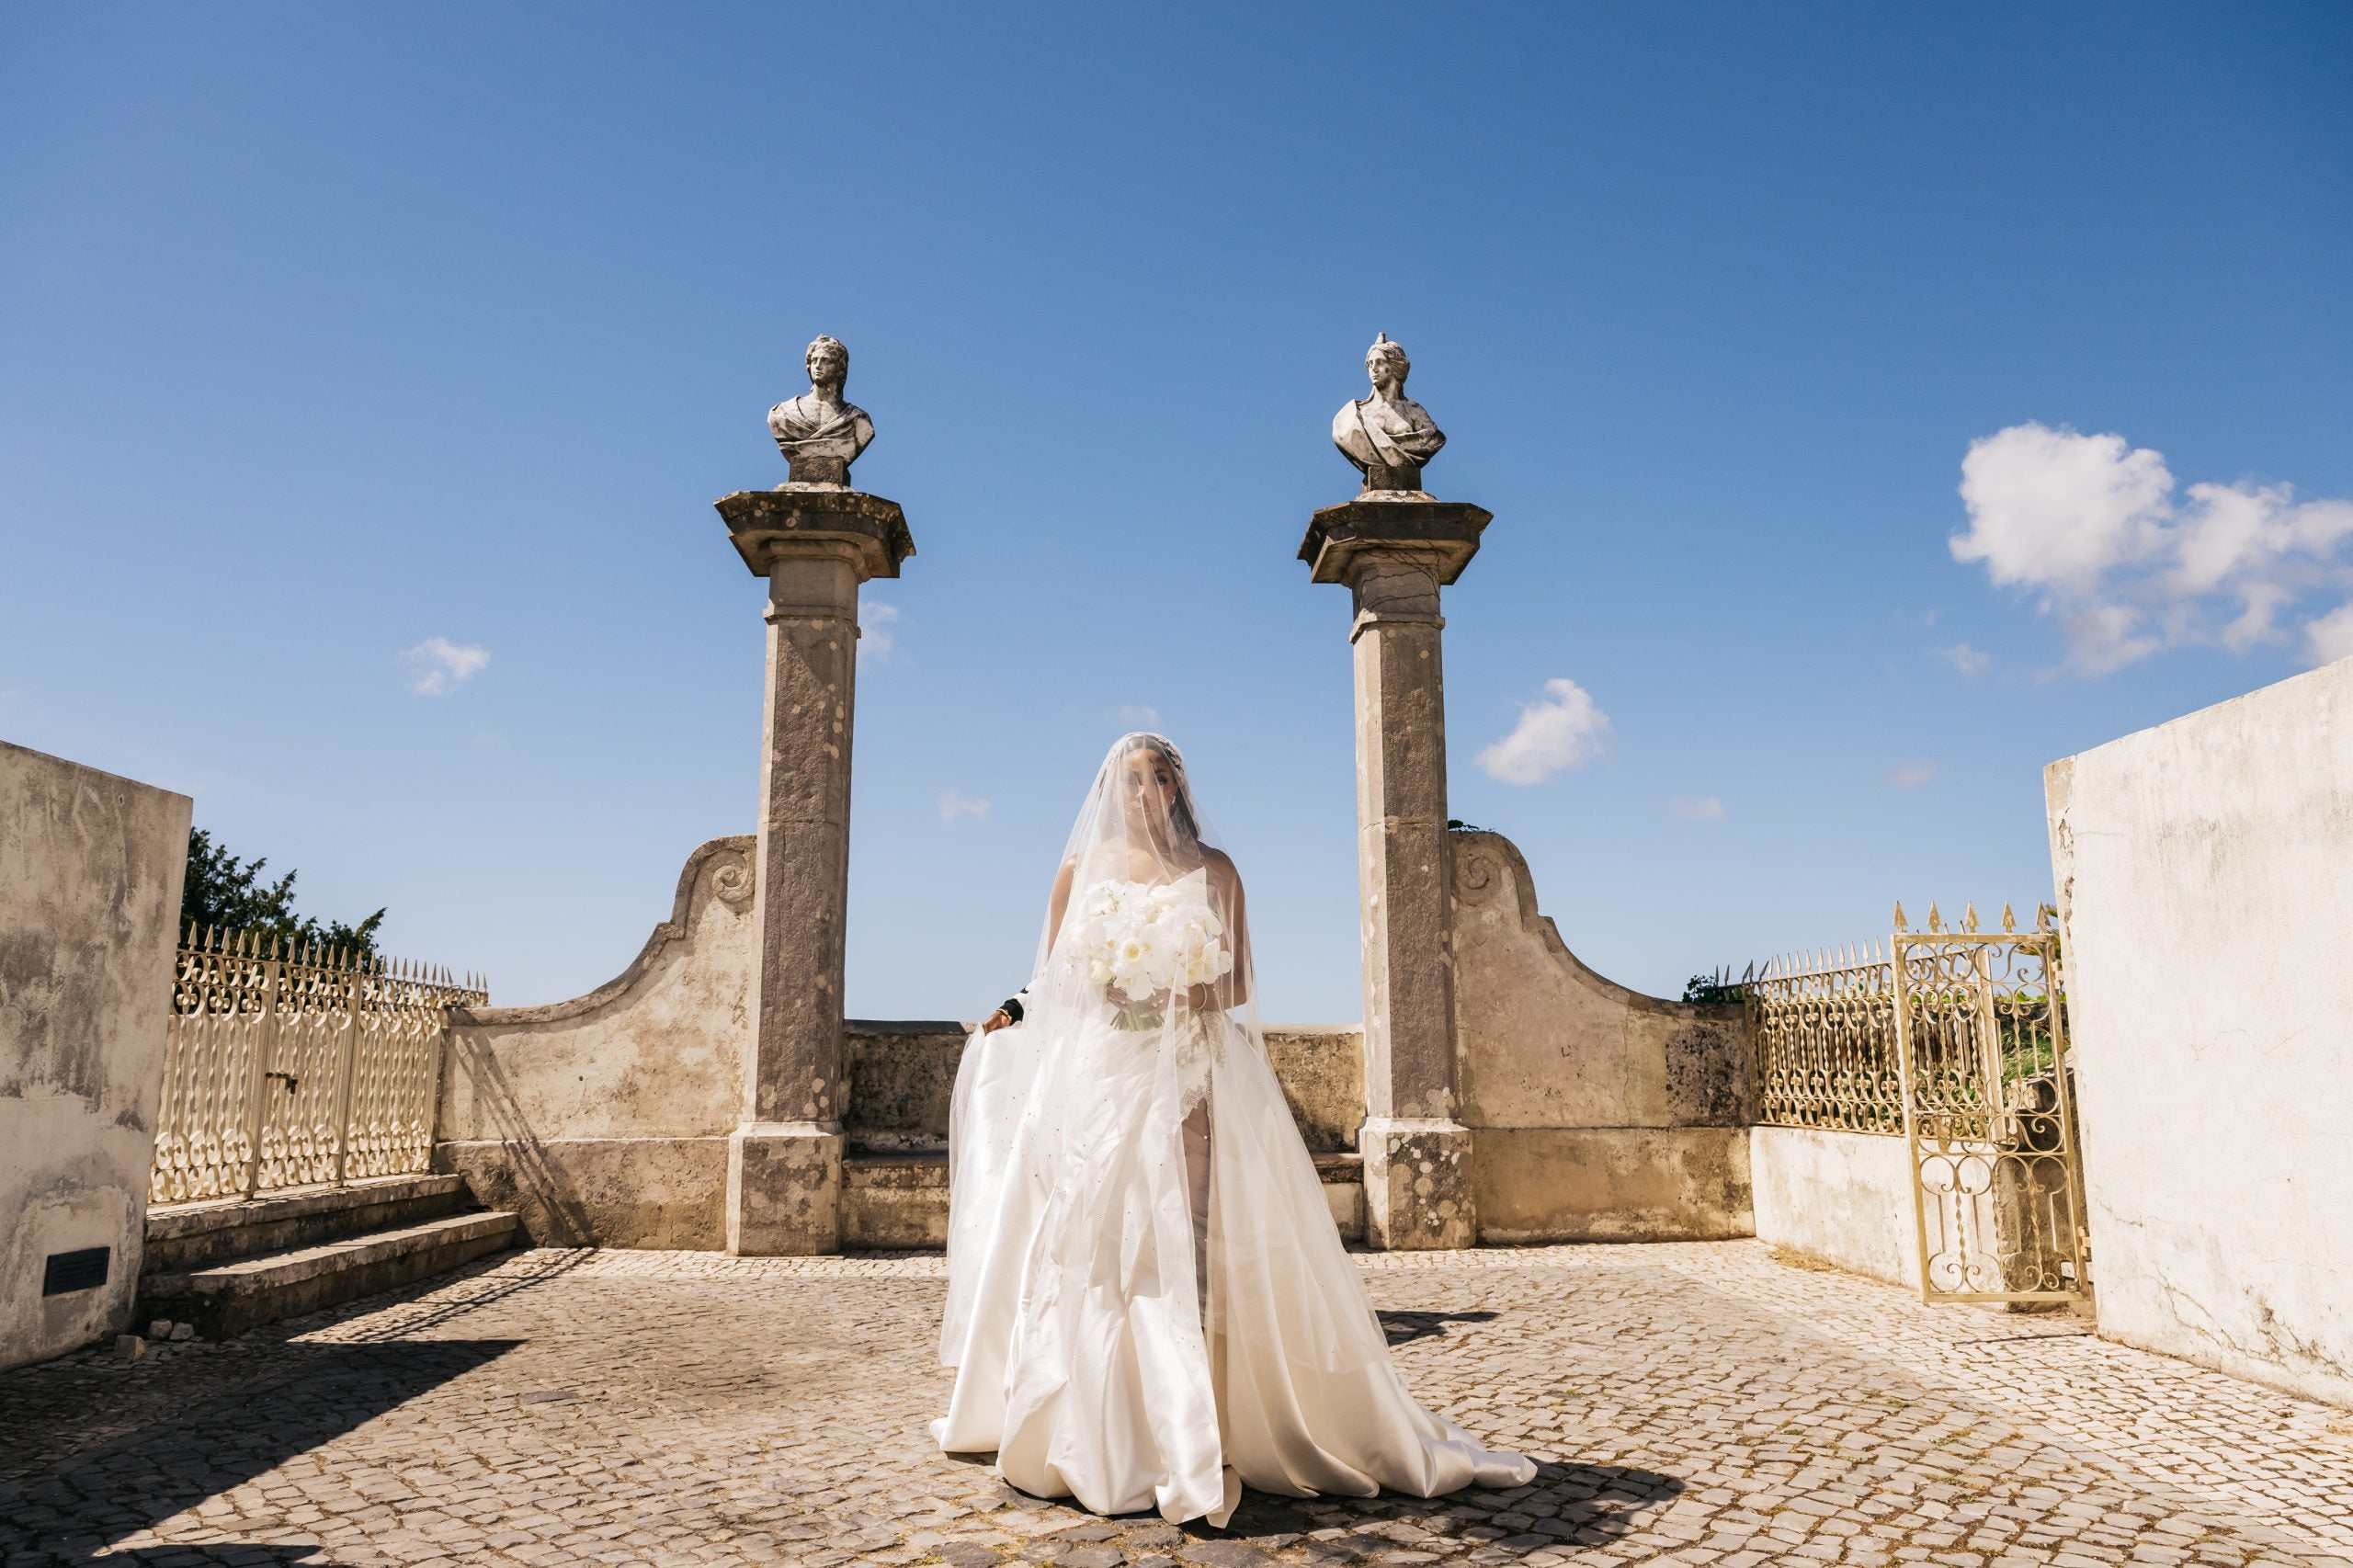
[1065, 876, 1235, 1010]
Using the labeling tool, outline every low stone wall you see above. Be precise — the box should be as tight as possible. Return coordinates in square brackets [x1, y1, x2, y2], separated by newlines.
[438, 837, 753, 1249]
[2048, 658, 2353, 1410]
[439, 836, 1370, 1249]
[1746, 1124, 1916, 1287]
[1, 741, 190, 1369]
[441, 830, 1758, 1253]
[1449, 831, 1754, 1243]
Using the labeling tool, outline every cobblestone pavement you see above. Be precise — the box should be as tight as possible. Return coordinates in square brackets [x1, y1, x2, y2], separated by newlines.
[5, 1242, 2350, 1567]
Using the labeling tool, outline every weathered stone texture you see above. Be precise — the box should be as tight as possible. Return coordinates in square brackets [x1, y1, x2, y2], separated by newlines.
[439, 1134, 729, 1250]
[438, 836, 753, 1248]
[1302, 497, 1492, 1252]
[842, 1021, 964, 1150]
[1258, 1026, 1362, 1153]
[2048, 655, 2353, 1409]
[0, 741, 189, 1370]
[726, 1122, 843, 1256]
[715, 484, 915, 1257]
[1449, 829, 1755, 1243]
[1474, 1127, 1752, 1244]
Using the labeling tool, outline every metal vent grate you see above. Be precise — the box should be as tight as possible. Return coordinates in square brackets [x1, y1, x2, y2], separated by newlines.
[42, 1246, 110, 1296]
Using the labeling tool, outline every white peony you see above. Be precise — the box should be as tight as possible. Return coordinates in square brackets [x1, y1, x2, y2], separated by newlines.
[1064, 875, 1233, 1005]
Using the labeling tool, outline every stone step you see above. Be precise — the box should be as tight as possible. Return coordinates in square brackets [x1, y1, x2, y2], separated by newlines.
[144, 1172, 471, 1272]
[138, 1210, 518, 1340]
[839, 1148, 1367, 1249]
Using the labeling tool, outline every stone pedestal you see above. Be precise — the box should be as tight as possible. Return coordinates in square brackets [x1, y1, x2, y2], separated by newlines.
[714, 485, 915, 1255]
[1300, 497, 1490, 1250]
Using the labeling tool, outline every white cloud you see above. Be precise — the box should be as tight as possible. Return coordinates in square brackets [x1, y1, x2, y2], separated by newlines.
[859, 601, 900, 664]
[939, 790, 991, 824]
[1935, 642, 1991, 677]
[1881, 763, 1936, 790]
[1117, 705, 1162, 728]
[1667, 795, 1725, 821]
[1477, 678, 1611, 785]
[401, 637, 490, 696]
[1951, 423, 2353, 673]
[2307, 601, 2353, 666]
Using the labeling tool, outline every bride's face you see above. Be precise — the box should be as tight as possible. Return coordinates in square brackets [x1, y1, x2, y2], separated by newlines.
[1122, 750, 1180, 837]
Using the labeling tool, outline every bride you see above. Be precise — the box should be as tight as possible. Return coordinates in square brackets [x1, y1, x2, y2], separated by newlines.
[931, 733, 1536, 1527]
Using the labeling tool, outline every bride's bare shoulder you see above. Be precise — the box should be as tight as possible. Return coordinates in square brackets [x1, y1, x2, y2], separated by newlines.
[1200, 846, 1242, 892]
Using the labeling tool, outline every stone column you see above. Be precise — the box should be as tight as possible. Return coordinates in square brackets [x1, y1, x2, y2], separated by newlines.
[1300, 499, 1490, 1250]
[714, 486, 914, 1256]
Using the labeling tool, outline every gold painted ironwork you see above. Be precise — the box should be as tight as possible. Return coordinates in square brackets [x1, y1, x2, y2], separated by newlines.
[1893, 915, 2088, 1305]
[1748, 904, 2091, 1305]
[1747, 943, 1904, 1134]
[149, 926, 485, 1208]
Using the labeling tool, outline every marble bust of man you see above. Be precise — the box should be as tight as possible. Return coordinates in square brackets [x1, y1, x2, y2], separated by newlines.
[1332, 333, 1446, 494]
[768, 335, 875, 486]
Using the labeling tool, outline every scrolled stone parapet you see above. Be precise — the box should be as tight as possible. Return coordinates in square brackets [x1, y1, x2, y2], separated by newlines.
[714, 487, 915, 581]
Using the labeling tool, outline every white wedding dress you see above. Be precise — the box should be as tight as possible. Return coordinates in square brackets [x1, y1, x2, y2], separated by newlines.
[931, 736, 1536, 1527]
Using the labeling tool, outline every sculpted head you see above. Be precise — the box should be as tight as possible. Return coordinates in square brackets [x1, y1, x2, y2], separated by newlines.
[1365, 333, 1410, 395]
[805, 335, 849, 392]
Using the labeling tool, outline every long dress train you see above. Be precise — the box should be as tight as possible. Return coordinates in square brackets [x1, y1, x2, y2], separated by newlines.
[932, 885, 1535, 1525]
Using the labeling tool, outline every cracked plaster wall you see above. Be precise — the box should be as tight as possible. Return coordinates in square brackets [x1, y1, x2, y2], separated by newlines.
[2048, 657, 2353, 1408]
[1, 741, 189, 1369]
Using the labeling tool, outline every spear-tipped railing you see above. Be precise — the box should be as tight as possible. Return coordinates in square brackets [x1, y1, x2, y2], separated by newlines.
[149, 923, 487, 1207]
[1740, 899, 2059, 1136]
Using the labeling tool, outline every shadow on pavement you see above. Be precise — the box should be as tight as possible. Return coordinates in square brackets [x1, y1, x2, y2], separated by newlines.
[1377, 1308, 1500, 1346]
[0, 1336, 518, 1567]
[956, 1460, 1686, 1564]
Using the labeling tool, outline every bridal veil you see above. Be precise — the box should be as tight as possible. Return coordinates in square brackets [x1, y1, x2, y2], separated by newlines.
[933, 733, 1536, 1526]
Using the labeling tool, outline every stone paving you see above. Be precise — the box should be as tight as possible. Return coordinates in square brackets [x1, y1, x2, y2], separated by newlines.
[4, 1242, 2349, 1567]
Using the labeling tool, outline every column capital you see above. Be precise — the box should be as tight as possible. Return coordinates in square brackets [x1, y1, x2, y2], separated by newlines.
[1297, 496, 1492, 588]
[716, 486, 915, 582]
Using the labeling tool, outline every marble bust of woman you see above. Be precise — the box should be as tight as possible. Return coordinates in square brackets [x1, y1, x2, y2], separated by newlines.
[768, 335, 875, 486]
[1331, 333, 1445, 494]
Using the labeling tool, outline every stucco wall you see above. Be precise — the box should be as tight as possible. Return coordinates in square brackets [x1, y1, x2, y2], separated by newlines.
[2047, 657, 2353, 1409]
[1, 741, 190, 1369]
[438, 836, 754, 1248]
[1748, 1125, 1917, 1287]
[1449, 830, 1755, 1243]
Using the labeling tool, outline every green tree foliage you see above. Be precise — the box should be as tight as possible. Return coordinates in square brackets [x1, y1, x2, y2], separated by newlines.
[181, 828, 387, 958]
[1681, 971, 1746, 1006]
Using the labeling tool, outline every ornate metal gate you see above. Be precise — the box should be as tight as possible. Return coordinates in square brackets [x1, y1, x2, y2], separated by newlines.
[1748, 903, 2091, 1306]
[1893, 905, 2090, 1304]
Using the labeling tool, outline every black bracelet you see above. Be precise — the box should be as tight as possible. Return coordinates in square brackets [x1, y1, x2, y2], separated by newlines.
[997, 996, 1024, 1024]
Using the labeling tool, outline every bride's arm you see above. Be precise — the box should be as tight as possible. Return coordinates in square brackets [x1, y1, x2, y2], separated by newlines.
[983, 859, 1078, 1033]
[1044, 857, 1077, 950]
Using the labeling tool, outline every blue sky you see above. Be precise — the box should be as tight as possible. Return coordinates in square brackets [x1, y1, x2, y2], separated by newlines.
[5, 6, 2348, 1020]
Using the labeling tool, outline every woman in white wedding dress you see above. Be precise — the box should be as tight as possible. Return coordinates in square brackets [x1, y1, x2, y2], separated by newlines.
[932, 733, 1536, 1528]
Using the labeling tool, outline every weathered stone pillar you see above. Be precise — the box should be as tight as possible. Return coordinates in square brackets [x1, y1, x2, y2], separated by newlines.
[714, 486, 913, 1255]
[1300, 498, 1490, 1249]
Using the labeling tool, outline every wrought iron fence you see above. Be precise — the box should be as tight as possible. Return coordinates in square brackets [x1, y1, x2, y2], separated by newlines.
[1746, 902, 2090, 1304]
[149, 925, 486, 1208]
[1748, 942, 1904, 1134]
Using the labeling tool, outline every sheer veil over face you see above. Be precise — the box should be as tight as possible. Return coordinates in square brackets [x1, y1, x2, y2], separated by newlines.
[1027, 733, 1254, 1033]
